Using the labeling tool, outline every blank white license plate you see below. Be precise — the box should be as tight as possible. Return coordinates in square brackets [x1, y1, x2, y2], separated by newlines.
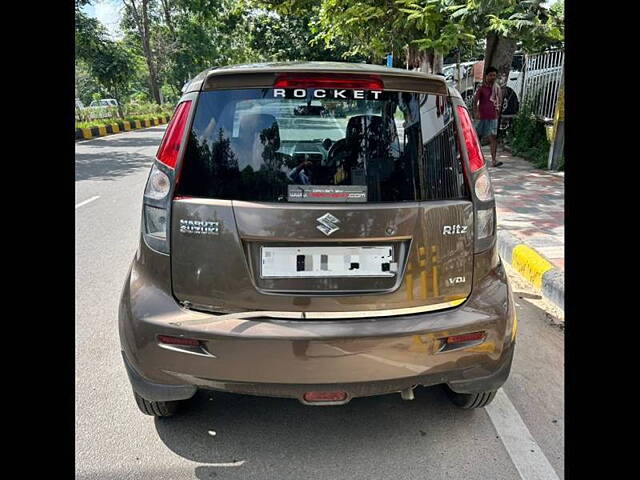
[261, 246, 397, 278]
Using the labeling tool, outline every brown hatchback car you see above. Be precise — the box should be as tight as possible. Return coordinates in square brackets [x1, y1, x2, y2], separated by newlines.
[119, 62, 517, 417]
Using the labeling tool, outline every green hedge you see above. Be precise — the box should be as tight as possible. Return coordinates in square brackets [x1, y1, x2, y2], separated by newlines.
[76, 112, 172, 130]
[506, 106, 551, 169]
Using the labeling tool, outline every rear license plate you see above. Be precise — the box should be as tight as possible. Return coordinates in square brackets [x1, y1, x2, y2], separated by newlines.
[261, 246, 397, 278]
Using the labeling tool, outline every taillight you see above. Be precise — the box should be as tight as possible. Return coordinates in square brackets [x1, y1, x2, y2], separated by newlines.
[476, 207, 495, 240]
[274, 73, 384, 90]
[156, 100, 192, 169]
[456, 105, 485, 173]
[143, 100, 191, 255]
[144, 205, 168, 239]
[144, 164, 171, 200]
[455, 105, 495, 252]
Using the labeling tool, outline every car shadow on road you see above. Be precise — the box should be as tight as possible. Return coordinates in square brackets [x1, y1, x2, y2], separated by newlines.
[154, 386, 484, 479]
[75, 151, 152, 181]
[82, 130, 168, 149]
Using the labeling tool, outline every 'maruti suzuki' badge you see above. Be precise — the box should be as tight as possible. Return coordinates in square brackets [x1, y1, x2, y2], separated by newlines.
[180, 219, 219, 235]
[316, 213, 340, 236]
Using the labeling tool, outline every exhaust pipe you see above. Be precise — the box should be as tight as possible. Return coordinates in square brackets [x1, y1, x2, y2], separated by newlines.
[400, 387, 415, 401]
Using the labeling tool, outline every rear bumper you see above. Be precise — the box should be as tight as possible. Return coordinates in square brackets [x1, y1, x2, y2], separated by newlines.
[119, 257, 516, 403]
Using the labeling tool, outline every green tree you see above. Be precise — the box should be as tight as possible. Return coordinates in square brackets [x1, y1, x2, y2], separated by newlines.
[75, 1, 109, 62]
[449, 0, 564, 85]
[248, 8, 361, 62]
[76, 60, 107, 105]
[261, 0, 473, 73]
[90, 42, 136, 117]
[122, 0, 163, 103]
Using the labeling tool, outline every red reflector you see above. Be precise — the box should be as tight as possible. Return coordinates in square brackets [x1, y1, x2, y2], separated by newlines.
[446, 331, 486, 344]
[274, 73, 383, 90]
[303, 391, 348, 403]
[156, 100, 192, 169]
[456, 105, 485, 173]
[157, 335, 201, 347]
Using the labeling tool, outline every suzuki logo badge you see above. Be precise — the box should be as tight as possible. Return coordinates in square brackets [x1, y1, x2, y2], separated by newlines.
[316, 213, 340, 236]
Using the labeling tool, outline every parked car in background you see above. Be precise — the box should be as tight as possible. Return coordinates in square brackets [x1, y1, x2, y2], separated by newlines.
[119, 61, 516, 418]
[443, 62, 476, 108]
[87, 98, 119, 120]
[89, 98, 119, 108]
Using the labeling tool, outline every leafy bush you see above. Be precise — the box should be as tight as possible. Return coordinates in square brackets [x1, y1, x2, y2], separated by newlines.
[506, 105, 551, 169]
[124, 102, 174, 117]
[76, 112, 172, 130]
[75, 102, 174, 128]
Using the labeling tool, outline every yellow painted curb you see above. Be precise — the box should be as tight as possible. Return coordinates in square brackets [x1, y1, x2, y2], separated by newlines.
[135, 120, 142, 129]
[123, 121, 131, 131]
[111, 123, 120, 133]
[151, 118, 157, 126]
[511, 244, 554, 290]
[97, 125, 107, 137]
[81, 128, 92, 139]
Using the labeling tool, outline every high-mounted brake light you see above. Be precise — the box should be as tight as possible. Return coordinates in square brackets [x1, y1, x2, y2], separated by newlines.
[456, 105, 485, 173]
[274, 73, 384, 90]
[156, 100, 192, 169]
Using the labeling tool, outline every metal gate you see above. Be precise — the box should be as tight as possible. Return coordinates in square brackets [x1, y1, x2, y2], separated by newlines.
[521, 49, 564, 121]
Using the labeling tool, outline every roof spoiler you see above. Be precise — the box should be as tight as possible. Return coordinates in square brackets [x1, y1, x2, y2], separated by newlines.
[201, 70, 449, 96]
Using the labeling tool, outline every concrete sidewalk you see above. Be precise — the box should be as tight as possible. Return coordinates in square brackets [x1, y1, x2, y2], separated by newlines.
[486, 146, 565, 309]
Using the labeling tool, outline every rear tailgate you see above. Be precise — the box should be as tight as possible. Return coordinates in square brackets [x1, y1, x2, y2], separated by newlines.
[171, 199, 473, 313]
[171, 72, 473, 315]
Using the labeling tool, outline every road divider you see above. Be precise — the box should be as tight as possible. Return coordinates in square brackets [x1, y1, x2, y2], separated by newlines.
[75, 115, 171, 141]
[497, 230, 564, 311]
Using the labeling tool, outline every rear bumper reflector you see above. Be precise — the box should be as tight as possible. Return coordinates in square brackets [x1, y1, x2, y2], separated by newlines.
[303, 391, 348, 403]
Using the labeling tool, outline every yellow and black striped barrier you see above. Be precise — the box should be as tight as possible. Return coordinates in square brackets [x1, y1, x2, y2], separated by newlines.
[497, 230, 564, 311]
[75, 115, 171, 141]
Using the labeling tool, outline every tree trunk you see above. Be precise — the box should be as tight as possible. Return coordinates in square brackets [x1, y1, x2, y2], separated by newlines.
[160, 0, 176, 36]
[407, 45, 441, 74]
[432, 52, 443, 75]
[484, 33, 517, 87]
[125, 0, 162, 104]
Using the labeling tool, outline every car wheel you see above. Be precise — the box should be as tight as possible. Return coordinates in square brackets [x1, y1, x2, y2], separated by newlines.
[444, 386, 497, 409]
[133, 391, 183, 417]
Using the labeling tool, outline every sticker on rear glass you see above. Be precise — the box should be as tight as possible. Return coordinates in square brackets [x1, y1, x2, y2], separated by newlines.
[274, 89, 383, 100]
[288, 185, 367, 203]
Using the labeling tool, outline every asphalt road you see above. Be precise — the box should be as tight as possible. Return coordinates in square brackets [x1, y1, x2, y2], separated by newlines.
[75, 126, 564, 480]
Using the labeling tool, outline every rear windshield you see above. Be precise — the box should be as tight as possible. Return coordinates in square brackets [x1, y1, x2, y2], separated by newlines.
[177, 88, 468, 202]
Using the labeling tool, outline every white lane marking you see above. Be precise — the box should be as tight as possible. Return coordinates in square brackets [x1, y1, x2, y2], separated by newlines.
[75, 196, 100, 209]
[205, 461, 245, 467]
[486, 389, 560, 480]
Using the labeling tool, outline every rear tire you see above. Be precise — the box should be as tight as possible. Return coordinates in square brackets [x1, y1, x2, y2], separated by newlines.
[133, 391, 183, 417]
[444, 386, 497, 409]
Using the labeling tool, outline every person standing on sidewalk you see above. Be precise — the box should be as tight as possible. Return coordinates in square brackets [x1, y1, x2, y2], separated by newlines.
[472, 66, 503, 167]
